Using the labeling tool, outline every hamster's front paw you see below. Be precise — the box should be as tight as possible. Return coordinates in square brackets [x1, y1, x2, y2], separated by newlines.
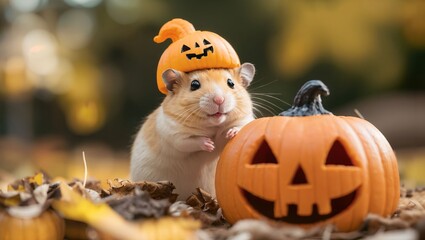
[200, 137, 215, 152]
[226, 127, 240, 139]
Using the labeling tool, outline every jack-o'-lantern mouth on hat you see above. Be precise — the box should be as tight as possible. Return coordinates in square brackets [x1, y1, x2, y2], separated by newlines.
[181, 39, 214, 60]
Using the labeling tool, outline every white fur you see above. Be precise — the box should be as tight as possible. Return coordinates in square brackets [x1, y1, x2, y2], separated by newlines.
[130, 107, 249, 199]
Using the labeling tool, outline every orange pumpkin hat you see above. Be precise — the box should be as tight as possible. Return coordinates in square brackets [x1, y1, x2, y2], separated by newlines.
[154, 18, 241, 94]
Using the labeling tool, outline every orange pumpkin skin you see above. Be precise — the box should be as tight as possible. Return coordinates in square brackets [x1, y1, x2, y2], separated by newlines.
[215, 81, 400, 232]
[0, 209, 65, 240]
[154, 18, 240, 94]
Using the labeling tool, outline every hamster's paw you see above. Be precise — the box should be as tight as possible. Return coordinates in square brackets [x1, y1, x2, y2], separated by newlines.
[226, 127, 240, 139]
[200, 137, 215, 152]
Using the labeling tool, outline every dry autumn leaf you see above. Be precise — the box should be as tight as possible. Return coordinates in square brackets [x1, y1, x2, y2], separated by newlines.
[106, 178, 177, 201]
[107, 186, 171, 220]
[52, 180, 148, 240]
[0, 172, 60, 219]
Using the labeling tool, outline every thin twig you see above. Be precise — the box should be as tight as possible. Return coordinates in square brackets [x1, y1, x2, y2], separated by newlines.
[354, 109, 365, 119]
[82, 151, 88, 188]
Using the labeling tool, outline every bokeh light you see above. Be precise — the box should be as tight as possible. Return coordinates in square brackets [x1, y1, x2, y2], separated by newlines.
[9, 0, 47, 13]
[22, 29, 58, 76]
[64, 0, 102, 8]
[105, 0, 142, 25]
[67, 100, 105, 135]
[2, 57, 31, 98]
[57, 9, 95, 50]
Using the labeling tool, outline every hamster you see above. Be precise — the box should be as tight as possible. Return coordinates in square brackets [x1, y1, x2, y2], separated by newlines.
[130, 63, 256, 199]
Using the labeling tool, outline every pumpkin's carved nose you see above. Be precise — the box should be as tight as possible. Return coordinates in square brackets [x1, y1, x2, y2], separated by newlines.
[291, 165, 308, 185]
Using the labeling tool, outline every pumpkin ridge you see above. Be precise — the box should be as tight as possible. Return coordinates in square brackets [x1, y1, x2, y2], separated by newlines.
[236, 119, 271, 221]
[333, 116, 370, 230]
[362, 118, 399, 216]
[350, 117, 387, 216]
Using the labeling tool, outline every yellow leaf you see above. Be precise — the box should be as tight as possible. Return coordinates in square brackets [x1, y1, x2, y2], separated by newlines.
[138, 217, 200, 240]
[52, 180, 201, 240]
[0, 192, 21, 207]
[29, 172, 44, 186]
[52, 181, 147, 240]
[7, 184, 25, 192]
[7, 172, 45, 192]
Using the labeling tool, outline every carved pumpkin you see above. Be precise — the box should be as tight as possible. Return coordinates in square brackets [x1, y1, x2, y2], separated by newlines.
[215, 80, 400, 232]
[0, 209, 65, 240]
[154, 18, 240, 94]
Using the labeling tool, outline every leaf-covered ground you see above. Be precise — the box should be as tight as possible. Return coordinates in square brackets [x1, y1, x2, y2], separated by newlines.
[1, 172, 424, 240]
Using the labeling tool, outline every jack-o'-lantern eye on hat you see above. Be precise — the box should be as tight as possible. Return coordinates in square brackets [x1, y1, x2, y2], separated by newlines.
[154, 18, 240, 94]
[180, 39, 214, 60]
[215, 80, 400, 232]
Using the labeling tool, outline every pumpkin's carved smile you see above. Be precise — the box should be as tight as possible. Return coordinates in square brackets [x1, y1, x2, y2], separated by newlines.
[185, 46, 214, 60]
[242, 187, 359, 224]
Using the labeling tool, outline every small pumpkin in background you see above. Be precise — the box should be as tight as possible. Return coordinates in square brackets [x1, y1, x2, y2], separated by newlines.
[154, 18, 240, 94]
[0, 209, 64, 240]
[215, 80, 400, 232]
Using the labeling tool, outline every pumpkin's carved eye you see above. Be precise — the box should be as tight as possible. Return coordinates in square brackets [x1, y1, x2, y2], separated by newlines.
[181, 45, 190, 53]
[195, 42, 200, 48]
[251, 139, 278, 165]
[325, 140, 354, 166]
[203, 39, 211, 45]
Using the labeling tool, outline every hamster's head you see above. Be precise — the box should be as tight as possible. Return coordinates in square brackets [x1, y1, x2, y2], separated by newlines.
[161, 63, 255, 127]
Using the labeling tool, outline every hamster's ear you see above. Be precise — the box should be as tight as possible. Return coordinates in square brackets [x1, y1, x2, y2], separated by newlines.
[238, 63, 255, 88]
[162, 69, 181, 92]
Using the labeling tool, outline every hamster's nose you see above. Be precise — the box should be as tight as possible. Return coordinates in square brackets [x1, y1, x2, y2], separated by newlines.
[213, 95, 225, 105]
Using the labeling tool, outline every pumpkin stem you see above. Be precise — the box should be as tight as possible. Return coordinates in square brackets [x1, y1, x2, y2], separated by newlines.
[279, 80, 331, 116]
[154, 18, 196, 43]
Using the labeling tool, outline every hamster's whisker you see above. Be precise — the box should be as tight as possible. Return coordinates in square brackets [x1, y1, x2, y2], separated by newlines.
[252, 102, 276, 116]
[251, 105, 264, 118]
[248, 79, 279, 91]
[174, 106, 198, 122]
[251, 96, 283, 112]
[174, 106, 196, 119]
[182, 107, 202, 126]
[179, 107, 199, 123]
[251, 92, 282, 95]
[251, 93, 291, 107]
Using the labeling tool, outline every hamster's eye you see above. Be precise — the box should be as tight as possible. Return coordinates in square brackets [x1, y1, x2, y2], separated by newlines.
[227, 79, 235, 89]
[190, 80, 201, 91]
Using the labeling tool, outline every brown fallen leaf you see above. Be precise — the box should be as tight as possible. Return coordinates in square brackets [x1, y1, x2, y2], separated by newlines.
[186, 188, 219, 215]
[185, 188, 227, 228]
[106, 186, 171, 220]
[106, 178, 177, 201]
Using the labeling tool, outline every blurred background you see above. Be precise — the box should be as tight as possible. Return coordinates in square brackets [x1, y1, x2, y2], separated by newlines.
[0, 0, 424, 188]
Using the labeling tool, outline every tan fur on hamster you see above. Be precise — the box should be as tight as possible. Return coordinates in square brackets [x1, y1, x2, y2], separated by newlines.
[130, 63, 255, 199]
